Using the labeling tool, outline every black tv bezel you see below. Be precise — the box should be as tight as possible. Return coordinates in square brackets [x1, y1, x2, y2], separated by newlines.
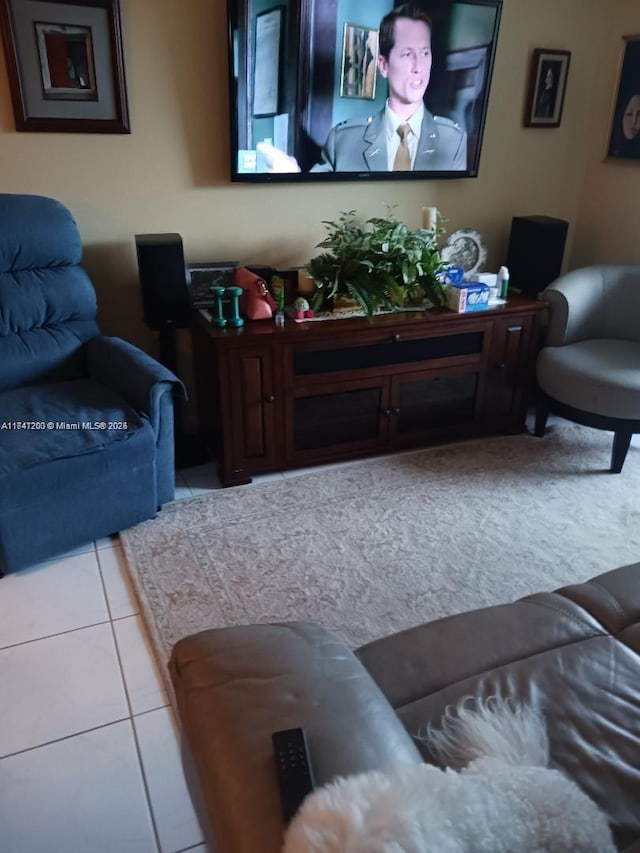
[226, 0, 503, 184]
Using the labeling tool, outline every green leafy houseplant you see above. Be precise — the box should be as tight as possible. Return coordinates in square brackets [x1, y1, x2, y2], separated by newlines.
[305, 209, 446, 321]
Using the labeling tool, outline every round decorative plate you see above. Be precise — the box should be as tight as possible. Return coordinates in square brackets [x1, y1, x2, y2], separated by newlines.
[440, 228, 487, 276]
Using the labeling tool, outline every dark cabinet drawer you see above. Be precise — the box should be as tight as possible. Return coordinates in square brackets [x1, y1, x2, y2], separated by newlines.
[293, 330, 484, 376]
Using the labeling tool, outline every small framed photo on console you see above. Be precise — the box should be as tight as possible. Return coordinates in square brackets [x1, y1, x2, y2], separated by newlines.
[186, 263, 238, 308]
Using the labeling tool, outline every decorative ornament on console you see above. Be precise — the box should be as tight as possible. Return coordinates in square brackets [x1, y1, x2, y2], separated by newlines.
[440, 228, 488, 277]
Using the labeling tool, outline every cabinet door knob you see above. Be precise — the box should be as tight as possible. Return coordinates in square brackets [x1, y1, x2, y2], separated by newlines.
[383, 408, 392, 417]
[392, 407, 400, 415]
[391, 333, 401, 343]
[497, 362, 506, 370]
[266, 393, 276, 403]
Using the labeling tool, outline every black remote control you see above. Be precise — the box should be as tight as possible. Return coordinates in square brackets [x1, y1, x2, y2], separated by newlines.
[272, 727, 315, 823]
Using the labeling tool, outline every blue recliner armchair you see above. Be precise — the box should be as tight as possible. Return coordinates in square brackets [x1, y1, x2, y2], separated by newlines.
[0, 194, 183, 574]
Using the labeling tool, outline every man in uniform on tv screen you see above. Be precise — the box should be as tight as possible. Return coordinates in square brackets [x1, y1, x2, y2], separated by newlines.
[259, 4, 467, 173]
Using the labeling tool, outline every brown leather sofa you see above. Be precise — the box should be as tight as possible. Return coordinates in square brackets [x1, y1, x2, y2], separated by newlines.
[169, 562, 640, 853]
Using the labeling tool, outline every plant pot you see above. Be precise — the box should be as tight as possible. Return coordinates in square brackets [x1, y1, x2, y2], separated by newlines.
[330, 294, 362, 314]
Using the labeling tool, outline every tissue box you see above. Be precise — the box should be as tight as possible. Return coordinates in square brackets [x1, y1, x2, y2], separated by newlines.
[444, 281, 490, 313]
[469, 272, 500, 301]
[469, 272, 497, 287]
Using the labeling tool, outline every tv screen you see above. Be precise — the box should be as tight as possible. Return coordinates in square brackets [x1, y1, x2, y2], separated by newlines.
[227, 0, 502, 182]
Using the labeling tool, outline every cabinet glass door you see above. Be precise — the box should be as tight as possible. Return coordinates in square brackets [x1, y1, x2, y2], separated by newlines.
[392, 369, 479, 437]
[293, 386, 384, 451]
[287, 379, 387, 458]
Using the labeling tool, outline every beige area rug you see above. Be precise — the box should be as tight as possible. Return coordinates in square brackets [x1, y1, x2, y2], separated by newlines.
[121, 424, 640, 668]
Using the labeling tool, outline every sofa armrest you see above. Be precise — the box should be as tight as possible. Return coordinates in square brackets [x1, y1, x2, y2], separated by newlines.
[543, 269, 604, 346]
[542, 267, 608, 346]
[169, 621, 422, 853]
[87, 336, 184, 431]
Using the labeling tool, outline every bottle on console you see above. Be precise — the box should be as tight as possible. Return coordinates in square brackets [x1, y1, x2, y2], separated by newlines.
[497, 265, 510, 300]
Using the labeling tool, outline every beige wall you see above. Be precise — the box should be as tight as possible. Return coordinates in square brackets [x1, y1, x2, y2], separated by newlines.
[573, 0, 640, 266]
[0, 0, 638, 356]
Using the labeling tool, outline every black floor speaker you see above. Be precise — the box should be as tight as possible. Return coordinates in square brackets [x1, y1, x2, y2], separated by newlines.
[506, 216, 569, 298]
[135, 233, 191, 331]
[135, 232, 209, 469]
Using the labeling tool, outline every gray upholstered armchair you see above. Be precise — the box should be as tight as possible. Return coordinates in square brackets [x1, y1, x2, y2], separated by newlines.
[0, 194, 183, 574]
[534, 265, 640, 472]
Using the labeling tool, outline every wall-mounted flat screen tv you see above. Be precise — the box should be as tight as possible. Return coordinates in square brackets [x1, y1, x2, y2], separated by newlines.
[227, 0, 502, 182]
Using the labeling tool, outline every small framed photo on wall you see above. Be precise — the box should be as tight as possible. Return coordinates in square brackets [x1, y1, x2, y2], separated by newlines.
[524, 48, 571, 128]
[606, 35, 640, 161]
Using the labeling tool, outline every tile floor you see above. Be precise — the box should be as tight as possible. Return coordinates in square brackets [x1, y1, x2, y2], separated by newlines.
[0, 463, 250, 853]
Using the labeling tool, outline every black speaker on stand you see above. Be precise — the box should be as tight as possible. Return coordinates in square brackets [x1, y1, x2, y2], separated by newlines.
[135, 233, 209, 469]
[506, 216, 569, 298]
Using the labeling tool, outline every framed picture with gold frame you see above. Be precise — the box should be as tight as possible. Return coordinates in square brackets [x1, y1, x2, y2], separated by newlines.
[606, 35, 640, 161]
[0, 0, 129, 133]
[340, 22, 378, 100]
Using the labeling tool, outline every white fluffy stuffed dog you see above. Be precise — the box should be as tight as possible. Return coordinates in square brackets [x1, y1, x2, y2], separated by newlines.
[282, 699, 615, 853]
